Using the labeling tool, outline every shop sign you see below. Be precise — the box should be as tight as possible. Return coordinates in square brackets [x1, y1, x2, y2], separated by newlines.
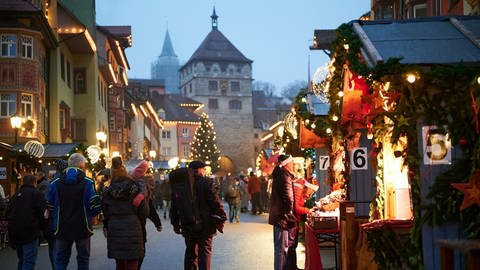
[351, 147, 368, 170]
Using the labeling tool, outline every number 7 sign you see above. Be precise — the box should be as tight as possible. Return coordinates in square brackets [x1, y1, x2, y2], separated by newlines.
[351, 147, 368, 170]
[318, 156, 329, 170]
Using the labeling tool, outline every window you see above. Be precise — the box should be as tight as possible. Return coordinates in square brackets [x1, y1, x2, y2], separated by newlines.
[72, 118, 86, 141]
[21, 94, 33, 118]
[66, 61, 71, 88]
[74, 69, 86, 93]
[380, 4, 393, 19]
[158, 108, 166, 119]
[208, 98, 218, 109]
[0, 63, 15, 85]
[182, 144, 190, 158]
[162, 130, 171, 139]
[59, 109, 66, 130]
[230, 81, 240, 91]
[1, 34, 17, 57]
[21, 36, 33, 59]
[60, 52, 65, 81]
[414, 4, 427, 18]
[208, 80, 218, 91]
[229, 100, 242, 110]
[0, 93, 16, 117]
[109, 113, 115, 131]
[162, 147, 172, 156]
[182, 127, 189, 137]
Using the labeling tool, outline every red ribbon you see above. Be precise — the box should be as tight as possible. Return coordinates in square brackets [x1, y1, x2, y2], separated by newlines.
[470, 90, 479, 134]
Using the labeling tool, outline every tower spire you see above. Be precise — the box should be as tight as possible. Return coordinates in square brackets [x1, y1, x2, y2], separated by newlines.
[211, 6, 218, 30]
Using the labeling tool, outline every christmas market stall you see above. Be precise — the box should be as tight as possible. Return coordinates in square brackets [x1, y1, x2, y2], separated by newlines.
[301, 16, 480, 270]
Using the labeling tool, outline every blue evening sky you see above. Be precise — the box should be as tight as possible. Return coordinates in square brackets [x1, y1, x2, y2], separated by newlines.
[96, 1, 370, 93]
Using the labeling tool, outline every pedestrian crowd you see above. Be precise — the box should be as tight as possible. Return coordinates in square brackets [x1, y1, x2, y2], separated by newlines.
[2, 151, 312, 270]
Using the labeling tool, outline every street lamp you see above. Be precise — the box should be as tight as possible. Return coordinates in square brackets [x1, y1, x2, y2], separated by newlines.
[149, 150, 157, 160]
[10, 116, 23, 144]
[96, 131, 107, 148]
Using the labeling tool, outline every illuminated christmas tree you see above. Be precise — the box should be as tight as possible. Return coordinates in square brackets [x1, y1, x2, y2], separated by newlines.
[190, 112, 221, 171]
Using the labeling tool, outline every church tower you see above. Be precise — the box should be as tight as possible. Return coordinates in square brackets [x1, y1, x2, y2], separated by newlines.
[179, 7, 255, 173]
[151, 29, 180, 93]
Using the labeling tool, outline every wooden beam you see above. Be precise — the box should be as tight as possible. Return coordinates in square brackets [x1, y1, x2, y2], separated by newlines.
[352, 22, 383, 65]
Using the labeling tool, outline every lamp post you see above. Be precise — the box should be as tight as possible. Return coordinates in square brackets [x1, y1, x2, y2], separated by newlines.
[149, 150, 157, 160]
[10, 116, 23, 144]
[96, 131, 107, 150]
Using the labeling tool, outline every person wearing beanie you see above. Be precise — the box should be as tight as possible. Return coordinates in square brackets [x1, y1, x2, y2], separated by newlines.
[129, 160, 162, 270]
[7, 174, 47, 270]
[111, 156, 127, 181]
[268, 154, 298, 270]
[170, 160, 227, 270]
[102, 175, 148, 270]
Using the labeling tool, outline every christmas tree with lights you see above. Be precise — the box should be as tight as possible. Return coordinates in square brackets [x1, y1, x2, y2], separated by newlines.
[190, 112, 221, 171]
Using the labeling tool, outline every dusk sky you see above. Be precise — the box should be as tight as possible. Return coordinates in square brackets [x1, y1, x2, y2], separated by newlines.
[96, 1, 370, 93]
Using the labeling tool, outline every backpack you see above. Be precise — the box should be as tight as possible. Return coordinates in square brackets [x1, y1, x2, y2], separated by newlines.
[169, 168, 203, 235]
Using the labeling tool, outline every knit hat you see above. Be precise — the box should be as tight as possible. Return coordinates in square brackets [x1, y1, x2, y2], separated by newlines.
[130, 160, 149, 179]
[111, 156, 127, 181]
[278, 154, 293, 167]
[188, 160, 206, 169]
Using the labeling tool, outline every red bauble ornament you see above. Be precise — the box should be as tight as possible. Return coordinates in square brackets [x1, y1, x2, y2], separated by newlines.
[458, 137, 467, 147]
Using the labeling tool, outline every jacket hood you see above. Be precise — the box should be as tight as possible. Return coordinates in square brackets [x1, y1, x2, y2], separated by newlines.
[61, 167, 86, 185]
[106, 179, 139, 200]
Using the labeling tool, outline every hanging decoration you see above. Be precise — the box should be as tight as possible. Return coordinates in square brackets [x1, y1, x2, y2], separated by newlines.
[451, 169, 480, 211]
[299, 121, 327, 148]
[24, 140, 45, 158]
[284, 112, 298, 140]
[86, 145, 102, 164]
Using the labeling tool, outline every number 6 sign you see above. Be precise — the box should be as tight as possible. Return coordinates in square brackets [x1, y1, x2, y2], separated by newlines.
[351, 147, 368, 170]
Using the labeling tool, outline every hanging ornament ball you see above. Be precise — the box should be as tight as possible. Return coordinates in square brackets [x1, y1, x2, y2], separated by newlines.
[408, 170, 416, 178]
[24, 140, 45, 158]
[86, 145, 102, 164]
[459, 137, 468, 147]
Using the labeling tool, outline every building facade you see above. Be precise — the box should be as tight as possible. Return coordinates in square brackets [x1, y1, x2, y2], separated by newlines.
[179, 9, 255, 173]
[370, 0, 479, 20]
[151, 30, 180, 94]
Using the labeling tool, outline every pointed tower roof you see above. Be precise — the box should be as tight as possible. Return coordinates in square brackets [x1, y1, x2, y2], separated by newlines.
[160, 29, 177, 57]
[181, 9, 252, 70]
[211, 6, 218, 30]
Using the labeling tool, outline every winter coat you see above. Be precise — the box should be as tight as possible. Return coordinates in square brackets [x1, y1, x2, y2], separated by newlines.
[247, 175, 261, 195]
[103, 178, 148, 259]
[225, 184, 241, 206]
[46, 167, 101, 240]
[268, 166, 295, 229]
[160, 181, 171, 201]
[7, 185, 46, 246]
[171, 173, 227, 238]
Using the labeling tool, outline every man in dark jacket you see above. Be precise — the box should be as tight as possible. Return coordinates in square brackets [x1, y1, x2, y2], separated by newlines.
[7, 173, 47, 270]
[268, 154, 297, 270]
[46, 153, 101, 270]
[170, 160, 227, 270]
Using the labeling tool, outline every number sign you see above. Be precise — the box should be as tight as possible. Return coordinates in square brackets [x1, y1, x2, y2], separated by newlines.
[351, 147, 368, 170]
[318, 156, 329, 171]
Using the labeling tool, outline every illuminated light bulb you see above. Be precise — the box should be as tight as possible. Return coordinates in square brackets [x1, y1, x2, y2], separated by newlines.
[367, 132, 374, 140]
[332, 115, 339, 122]
[311, 123, 316, 129]
[338, 91, 344, 97]
[301, 97, 307, 103]
[326, 128, 332, 134]
[477, 76, 480, 85]
[343, 44, 349, 50]
[407, 74, 416, 83]
[305, 119, 310, 124]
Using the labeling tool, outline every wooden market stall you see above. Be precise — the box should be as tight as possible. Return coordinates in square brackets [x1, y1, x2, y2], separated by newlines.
[300, 15, 480, 270]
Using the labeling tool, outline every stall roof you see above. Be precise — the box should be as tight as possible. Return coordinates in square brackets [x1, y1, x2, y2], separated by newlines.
[353, 16, 480, 66]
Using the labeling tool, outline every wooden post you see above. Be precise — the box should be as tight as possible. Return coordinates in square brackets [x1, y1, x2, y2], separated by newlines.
[340, 201, 355, 270]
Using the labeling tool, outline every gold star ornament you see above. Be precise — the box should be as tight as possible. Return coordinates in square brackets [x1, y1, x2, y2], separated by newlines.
[451, 170, 480, 211]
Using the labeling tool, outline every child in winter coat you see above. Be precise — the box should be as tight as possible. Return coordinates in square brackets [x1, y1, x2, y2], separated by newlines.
[102, 175, 148, 270]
